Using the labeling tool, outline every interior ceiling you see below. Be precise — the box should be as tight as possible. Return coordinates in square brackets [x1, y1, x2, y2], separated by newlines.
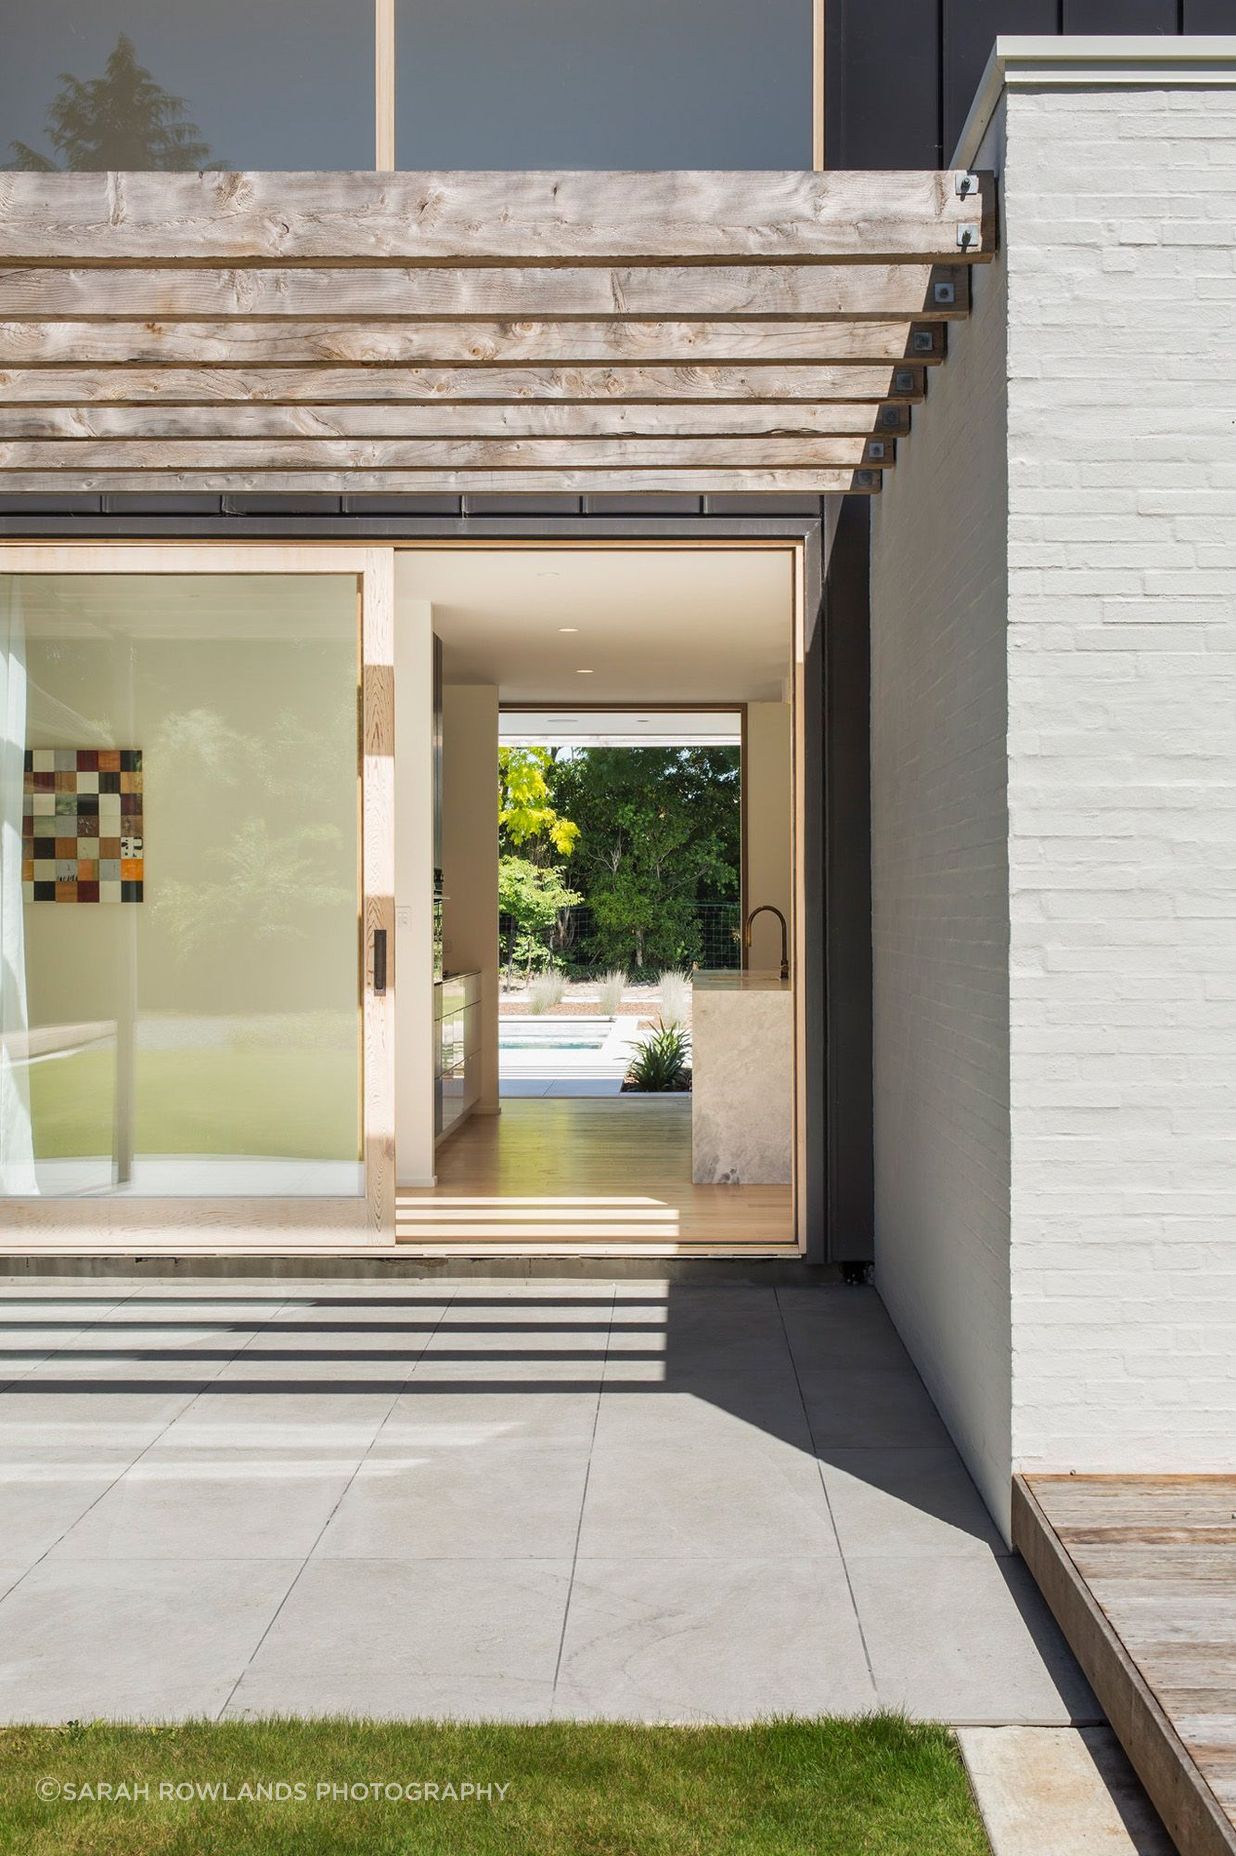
[398, 548, 793, 703]
[501, 710, 742, 747]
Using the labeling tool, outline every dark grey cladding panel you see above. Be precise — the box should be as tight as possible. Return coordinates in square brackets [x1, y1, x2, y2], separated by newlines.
[223, 495, 345, 515]
[943, 0, 1056, 164]
[103, 493, 223, 515]
[343, 495, 464, 515]
[461, 495, 584, 515]
[827, 0, 941, 167]
[0, 494, 104, 514]
[703, 495, 824, 516]
[1184, 0, 1236, 23]
[830, 0, 1197, 169]
[1063, 0, 1177, 25]
[582, 494, 704, 515]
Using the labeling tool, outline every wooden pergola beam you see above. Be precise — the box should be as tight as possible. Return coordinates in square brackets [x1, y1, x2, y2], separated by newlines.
[0, 169, 994, 493]
[0, 363, 928, 405]
[0, 319, 947, 368]
[0, 171, 997, 265]
[0, 263, 971, 323]
[0, 402, 913, 440]
[0, 468, 885, 494]
[0, 436, 897, 471]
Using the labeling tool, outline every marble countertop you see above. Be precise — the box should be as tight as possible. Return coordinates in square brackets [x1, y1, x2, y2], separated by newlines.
[692, 970, 791, 992]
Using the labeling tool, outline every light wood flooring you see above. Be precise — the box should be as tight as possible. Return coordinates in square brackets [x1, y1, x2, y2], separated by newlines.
[1016, 1474, 1236, 1856]
[397, 1096, 794, 1249]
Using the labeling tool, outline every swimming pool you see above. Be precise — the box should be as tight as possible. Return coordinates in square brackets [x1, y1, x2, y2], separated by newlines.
[499, 1018, 609, 1053]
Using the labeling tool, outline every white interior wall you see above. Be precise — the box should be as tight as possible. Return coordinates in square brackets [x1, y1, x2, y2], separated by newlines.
[442, 683, 499, 1114]
[744, 701, 793, 974]
[394, 593, 436, 1188]
[869, 107, 1013, 1532]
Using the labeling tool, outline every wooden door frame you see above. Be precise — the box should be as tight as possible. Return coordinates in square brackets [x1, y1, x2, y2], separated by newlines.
[0, 506, 839, 1268]
[408, 537, 807, 1252]
[0, 540, 397, 1239]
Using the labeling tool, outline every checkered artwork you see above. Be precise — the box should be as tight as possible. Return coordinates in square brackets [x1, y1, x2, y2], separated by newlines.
[22, 749, 144, 903]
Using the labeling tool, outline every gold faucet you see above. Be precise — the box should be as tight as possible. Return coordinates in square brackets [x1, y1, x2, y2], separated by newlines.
[743, 905, 790, 982]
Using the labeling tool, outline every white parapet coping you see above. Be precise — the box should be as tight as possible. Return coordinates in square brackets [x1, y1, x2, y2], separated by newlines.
[955, 33, 1236, 166]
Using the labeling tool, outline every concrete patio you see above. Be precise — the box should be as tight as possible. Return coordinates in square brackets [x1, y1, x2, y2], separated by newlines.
[0, 1278, 1099, 1725]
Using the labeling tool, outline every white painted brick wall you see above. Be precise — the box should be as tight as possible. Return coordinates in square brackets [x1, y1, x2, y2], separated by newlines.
[873, 73, 1236, 1513]
[1005, 82, 1236, 1473]
[869, 111, 1014, 1530]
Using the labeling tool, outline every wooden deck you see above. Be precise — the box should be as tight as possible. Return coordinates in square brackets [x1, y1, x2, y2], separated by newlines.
[397, 1097, 794, 1250]
[1015, 1475, 1236, 1856]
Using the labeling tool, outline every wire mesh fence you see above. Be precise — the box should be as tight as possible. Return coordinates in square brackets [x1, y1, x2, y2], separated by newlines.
[499, 900, 742, 977]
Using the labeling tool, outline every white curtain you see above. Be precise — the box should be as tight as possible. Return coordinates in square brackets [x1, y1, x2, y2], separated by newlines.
[0, 578, 37, 1194]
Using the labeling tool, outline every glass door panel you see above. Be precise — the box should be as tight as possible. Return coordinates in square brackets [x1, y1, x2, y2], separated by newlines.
[1, 571, 362, 1198]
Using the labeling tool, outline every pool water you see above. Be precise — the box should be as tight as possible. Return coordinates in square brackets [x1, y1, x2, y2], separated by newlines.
[500, 1033, 608, 1052]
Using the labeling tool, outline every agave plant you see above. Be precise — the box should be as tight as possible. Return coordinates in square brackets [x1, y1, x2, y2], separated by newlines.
[625, 1019, 692, 1092]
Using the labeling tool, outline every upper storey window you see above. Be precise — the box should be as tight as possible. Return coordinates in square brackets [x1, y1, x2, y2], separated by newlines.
[395, 0, 814, 169]
[2, 1, 815, 173]
[2, 0, 373, 172]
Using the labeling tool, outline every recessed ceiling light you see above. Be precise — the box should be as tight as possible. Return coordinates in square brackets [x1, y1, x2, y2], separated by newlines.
[576, 668, 594, 675]
[558, 626, 579, 634]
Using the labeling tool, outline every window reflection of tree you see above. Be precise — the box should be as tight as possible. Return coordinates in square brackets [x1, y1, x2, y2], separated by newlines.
[8, 34, 220, 172]
[150, 703, 354, 963]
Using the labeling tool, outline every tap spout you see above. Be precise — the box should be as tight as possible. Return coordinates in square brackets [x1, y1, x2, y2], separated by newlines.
[742, 905, 790, 982]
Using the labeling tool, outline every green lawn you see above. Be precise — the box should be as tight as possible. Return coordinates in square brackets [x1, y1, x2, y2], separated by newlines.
[0, 1718, 988, 1856]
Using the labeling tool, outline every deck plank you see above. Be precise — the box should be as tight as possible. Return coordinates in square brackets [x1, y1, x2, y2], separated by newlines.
[1016, 1474, 1236, 1856]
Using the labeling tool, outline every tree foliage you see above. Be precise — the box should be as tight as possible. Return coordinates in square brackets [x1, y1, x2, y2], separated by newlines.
[497, 856, 581, 977]
[553, 747, 740, 973]
[498, 746, 579, 859]
[9, 35, 219, 172]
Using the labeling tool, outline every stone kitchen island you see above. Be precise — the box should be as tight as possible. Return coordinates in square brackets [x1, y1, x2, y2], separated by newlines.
[691, 971, 793, 1185]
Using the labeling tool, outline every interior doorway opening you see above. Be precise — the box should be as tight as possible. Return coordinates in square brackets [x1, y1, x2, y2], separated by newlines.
[392, 542, 804, 1255]
[497, 705, 743, 1101]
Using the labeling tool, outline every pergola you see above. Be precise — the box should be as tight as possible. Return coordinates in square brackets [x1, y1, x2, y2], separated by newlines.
[0, 169, 996, 495]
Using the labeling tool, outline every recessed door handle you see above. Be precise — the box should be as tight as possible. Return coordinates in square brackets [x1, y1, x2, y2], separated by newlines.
[373, 928, 387, 996]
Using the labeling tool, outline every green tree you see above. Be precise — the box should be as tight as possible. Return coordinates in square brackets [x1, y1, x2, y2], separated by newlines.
[498, 746, 578, 859]
[9, 35, 219, 172]
[553, 747, 740, 973]
[498, 856, 581, 979]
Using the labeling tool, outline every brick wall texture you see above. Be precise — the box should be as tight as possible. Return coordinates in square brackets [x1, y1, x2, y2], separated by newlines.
[872, 80, 1236, 1515]
[1006, 84, 1236, 1473]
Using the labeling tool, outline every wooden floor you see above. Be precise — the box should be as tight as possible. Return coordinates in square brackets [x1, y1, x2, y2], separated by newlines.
[397, 1097, 794, 1249]
[1015, 1474, 1236, 1856]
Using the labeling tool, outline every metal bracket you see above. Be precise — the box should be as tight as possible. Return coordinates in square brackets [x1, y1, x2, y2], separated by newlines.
[957, 223, 981, 251]
[955, 172, 980, 198]
[932, 279, 957, 307]
[910, 328, 936, 355]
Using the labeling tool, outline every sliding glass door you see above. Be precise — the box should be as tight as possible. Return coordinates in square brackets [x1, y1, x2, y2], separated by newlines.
[0, 546, 394, 1233]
